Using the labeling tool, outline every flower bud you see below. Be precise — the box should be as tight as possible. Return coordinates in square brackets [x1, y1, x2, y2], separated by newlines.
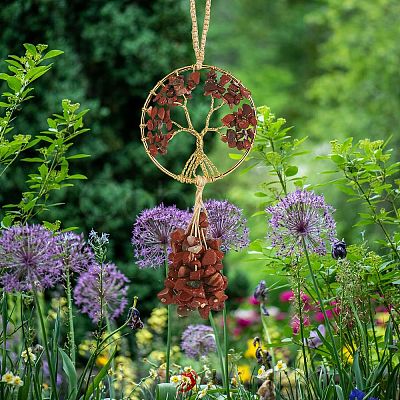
[331, 239, 347, 260]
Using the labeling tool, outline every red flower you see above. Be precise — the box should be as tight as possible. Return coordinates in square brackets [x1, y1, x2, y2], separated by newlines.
[178, 369, 198, 393]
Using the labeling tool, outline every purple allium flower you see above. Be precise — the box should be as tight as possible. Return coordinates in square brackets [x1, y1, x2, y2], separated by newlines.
[349, 389, 366, 400]
[266, 190, 336, 257]
[305, 324, 326, 349]
[181, 324, 216, 360]
[131, 204, 191, 269]
[0, 225, 63, 292]
[203, 199, 250, 252]
[57, 232, 95, 274]
[74, 263, 129, 323]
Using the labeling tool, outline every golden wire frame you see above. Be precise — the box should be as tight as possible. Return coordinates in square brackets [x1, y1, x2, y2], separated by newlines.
[140, 64, 257, 185]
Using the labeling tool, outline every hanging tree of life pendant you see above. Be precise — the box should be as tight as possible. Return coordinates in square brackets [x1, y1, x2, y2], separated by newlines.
[140, 65, 257, 184]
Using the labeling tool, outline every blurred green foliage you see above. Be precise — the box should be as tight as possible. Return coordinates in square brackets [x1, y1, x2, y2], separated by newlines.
[0, 0, 196, 313]
[1, 0, 400, 307]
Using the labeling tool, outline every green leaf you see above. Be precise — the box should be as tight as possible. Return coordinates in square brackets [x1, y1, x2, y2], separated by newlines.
[67, 153, 91, 160]
[285, 165, 298, 177]
[254, 192, 267, 197]
[84, 348, 116, 400]
[335, 385, 344, 400]
[1, 215, 13, 229]
[38, 164, 49, 178]
[6, 76, 22, 92]
[156, 383, 178, 400]
[22, 158, 45, 163]
[67, 174, 87, 180]
[42, 49, 64, 60]
[331, 154, 345, 165]
[59, 348, 77, 399]
[228, 153, 243, 160]
[353, 351, 363, 389]
[23, 43, 38, 55]
[17, 372, 30, 400]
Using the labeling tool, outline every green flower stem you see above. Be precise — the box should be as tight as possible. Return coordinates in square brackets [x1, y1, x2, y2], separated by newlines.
[209, 311, 226, 391]
[295, 273, 311, 393]
[106, 316, 116, 400]
[65, 270, 76, 365]
[223, 305, 231, 400]
[77, 308, 131, 395]
[302, 238, 344, 385]
[164, 251, 172, 383]
[260, 309, 276, 366]
[20, 295, 42, 399]
[1, 292, 7, 400]
[34, 291, 60, 400]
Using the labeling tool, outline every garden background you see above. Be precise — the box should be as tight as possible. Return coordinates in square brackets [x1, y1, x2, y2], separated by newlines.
[0, 0, 399, 333]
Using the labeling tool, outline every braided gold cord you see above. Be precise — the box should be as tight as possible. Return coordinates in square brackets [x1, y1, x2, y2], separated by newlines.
[188, 175, 209, 247]
[190, 0, 212, 69]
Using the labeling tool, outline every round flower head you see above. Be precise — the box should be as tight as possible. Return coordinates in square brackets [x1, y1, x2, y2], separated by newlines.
[74, 263, 129, 323]
[0, 225, 63, 292]
[203, 199, 250, 252]
[266, 190, 336, 257]
[57, 232, 95, 274]
[181, 324, 216, 360]
[132, 204, 191, 269]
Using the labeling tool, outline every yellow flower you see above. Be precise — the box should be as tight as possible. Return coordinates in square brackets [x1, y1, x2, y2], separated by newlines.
[149, 350, 165, 362]
[342, 345, 354, 364]
[96, 354, 109, 367]
[148, 307, 168, 334]
[243, 339, 256, 359]
[1, 371, 14, 384]
[136, 328, 153, 348]
[375, 312, 390, 326]
[237, 364, 251, 383]
[274, 360, 287, 372]
[12, 376, 24, 387]
[21, 347, 37, 363]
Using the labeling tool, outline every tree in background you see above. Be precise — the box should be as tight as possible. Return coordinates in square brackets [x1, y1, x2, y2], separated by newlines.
[0, 0, 194, 310]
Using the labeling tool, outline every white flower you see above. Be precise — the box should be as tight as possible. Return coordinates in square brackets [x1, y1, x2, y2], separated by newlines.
[170, 375, 182, 386]
[274, 360, 287, 372]
[257, 365, 273, 380]
[1, 371, 14, 384]
[12, 376, 24, 387]
[21, 347, 37, 363]
[198, 388, 208, 398]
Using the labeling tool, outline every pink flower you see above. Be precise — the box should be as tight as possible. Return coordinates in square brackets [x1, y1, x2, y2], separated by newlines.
[249, 296, 260, 305]
[280, 290, 294, 302]
[234, 309, 259, 327]
[291, 315, 310, 335]
[233, 327, 242, 336]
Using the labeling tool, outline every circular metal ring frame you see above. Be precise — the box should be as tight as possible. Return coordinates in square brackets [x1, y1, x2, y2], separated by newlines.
[140, 64, 257, 184]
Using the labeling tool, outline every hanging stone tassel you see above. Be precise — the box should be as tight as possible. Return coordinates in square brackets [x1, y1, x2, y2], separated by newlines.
[158, 176, 228, 318]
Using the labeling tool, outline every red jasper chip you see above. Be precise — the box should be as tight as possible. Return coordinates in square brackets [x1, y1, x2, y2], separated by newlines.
[157, 212, 229, 319]
[190, 71, 201, 85]
[220, 104, 257, 151]
[202, 249, 217, 266]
